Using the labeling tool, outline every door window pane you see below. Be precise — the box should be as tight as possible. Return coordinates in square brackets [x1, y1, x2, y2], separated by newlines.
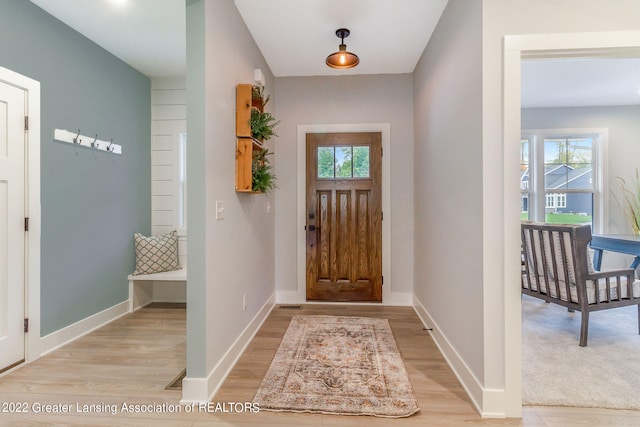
[335, 146, 352, 178]
[317, 145, 371, 179]
[318, 147, 335, 178]
[353, 146, 370, 178]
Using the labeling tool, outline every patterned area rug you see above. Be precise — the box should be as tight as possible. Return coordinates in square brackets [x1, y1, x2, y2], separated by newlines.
[253, 315, 419, 418]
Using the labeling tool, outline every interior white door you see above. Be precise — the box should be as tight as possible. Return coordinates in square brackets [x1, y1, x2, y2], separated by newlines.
[0, 80, 26, 372]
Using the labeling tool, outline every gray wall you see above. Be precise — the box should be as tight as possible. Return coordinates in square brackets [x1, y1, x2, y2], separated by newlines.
[413, 0, 484, 381]
[186, 0, 275, 380]
[273, 74, 415, 299]
[0, 0, 151, 335]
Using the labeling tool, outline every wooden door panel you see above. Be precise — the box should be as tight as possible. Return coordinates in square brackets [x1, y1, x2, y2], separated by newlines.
[306, 132, 382, 302]
[317, 191, 331, 280]
[335, 190, 352, 281]
[355, 190, 371, 280]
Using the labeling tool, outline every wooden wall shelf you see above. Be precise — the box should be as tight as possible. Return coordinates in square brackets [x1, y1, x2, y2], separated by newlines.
[236, 84, 259, 193]
[235, 138, 262, 192]
[235, 83, 273, 193]
[235, 84, 252, 138]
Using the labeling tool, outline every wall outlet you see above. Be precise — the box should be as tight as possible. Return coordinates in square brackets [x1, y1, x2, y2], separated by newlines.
[265, 199, 271, 213]
[215, 200, 224, 220]
[242, 293, 247, 311]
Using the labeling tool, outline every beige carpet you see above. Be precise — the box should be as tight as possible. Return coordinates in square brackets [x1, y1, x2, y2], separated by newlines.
[253, 315, 420, 418]
[522, 294, 640, 409]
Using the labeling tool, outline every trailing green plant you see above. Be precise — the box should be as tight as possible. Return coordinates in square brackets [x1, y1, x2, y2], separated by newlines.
[616, 169, 640, 234]
[252, 148, 277, 193]
[250, 108, 279, 141]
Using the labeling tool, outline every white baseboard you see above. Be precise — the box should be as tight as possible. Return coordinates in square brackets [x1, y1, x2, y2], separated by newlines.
[181, 292, 276, 404]
[40, 300, 130, 356]
[411, 294, 506, 418]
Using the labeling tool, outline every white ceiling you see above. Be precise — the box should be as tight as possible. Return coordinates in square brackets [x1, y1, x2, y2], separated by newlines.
[29, 0, 640, 108]
[522, 57, 640, 108]
[30, 0, 186, 78]
[233, 0, 448, 77]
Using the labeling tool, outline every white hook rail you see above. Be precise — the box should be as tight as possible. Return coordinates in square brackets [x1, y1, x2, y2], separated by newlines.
[54, 128, 122, 155]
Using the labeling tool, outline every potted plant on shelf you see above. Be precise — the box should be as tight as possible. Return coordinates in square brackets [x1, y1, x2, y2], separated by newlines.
[252, 84, 270, 111]
[250, 108, 279, 142]
[252, 148, 277, 193]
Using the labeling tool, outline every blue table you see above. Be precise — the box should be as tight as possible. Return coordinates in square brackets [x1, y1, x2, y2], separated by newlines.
[590, 234, 640, 271]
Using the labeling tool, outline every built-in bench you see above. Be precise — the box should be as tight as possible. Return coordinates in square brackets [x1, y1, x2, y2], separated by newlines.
[128, 267, 187, 312]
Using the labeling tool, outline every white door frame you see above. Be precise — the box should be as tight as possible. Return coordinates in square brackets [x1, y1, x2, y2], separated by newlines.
[503, 31, 640, 416]
[296, 123, 392, 304]
[0, 67, 41, 366]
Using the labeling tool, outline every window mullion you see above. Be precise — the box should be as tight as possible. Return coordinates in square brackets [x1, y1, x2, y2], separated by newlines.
[532, 135, 545, 222]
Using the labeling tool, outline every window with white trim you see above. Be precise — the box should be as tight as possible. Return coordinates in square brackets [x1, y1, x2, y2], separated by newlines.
[520, 130, 603, 232]
[177, 133, 187, 233]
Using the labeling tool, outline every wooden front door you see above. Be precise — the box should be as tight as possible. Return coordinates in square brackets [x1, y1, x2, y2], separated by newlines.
[306, 132, 382, 302]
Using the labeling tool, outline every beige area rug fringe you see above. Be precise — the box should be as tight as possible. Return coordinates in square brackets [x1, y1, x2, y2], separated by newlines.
[253, 315, 420, 418]
[522, 295, 640, 409]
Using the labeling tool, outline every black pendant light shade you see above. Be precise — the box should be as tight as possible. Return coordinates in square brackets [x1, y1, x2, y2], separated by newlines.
[326, 28, 359, 69]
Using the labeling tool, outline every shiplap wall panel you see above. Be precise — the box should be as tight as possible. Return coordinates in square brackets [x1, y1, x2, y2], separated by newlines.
[152, 105, 187, 121]
[151, 78, 186, 243]
[152, 120, 184, 136]
[153, 195, 174, 211]
[152, 135, 174, 150]
[152, 79, 184, 90]
[152, 181, 173, 196]
[152, 150, 173, 166]
[153, 210, 174, 226]
[153, 90, 187, 105]
[152, 165, 174, 181]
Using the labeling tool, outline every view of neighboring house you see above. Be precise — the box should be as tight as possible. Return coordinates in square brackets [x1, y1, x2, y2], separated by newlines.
[521, 164, 593, 215]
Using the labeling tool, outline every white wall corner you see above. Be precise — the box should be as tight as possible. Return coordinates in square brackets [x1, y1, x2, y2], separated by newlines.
[180, 376, 210, 404]
[382, 291, 412, 306]
[275, 290, 300, 304]
[39, 300, 130, 356]
[482, 388, 508, 418]
[412, 294, 506, 418]
[181, 292, 276, 404]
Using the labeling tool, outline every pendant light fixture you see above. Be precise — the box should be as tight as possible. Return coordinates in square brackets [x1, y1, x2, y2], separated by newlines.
[326, 28, 359, 69]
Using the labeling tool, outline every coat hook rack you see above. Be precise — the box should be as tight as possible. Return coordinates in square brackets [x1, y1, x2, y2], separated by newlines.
[54, 128, 122, 155]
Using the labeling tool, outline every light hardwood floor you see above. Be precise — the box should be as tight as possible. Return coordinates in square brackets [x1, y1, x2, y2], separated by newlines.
[0, 303, 639, 426]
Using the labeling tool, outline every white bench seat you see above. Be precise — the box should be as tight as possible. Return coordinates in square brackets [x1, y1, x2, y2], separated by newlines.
[128, 267, 187, 312]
